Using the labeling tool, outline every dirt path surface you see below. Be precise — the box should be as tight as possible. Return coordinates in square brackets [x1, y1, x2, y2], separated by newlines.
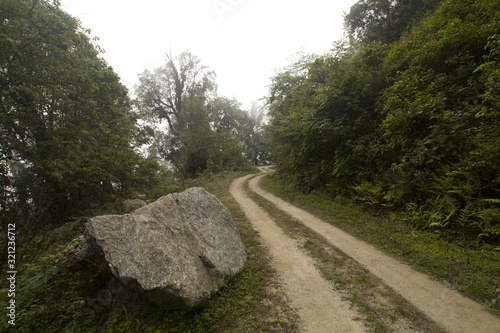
[230, 173, 368, 333]
[232, 166, 500, 333]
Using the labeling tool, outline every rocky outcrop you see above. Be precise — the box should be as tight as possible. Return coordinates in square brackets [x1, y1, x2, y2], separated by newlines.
[85, 187, 246, 310]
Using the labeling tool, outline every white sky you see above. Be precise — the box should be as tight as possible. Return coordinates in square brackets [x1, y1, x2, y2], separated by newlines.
[60, 0, 358, 109]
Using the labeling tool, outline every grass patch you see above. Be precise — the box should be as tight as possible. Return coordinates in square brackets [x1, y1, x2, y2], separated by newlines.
[0, 170, 298, 332]
[261, 173, 500, 316]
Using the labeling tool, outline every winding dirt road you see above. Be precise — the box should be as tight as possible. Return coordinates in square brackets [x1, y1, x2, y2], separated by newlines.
[231, 172, 367, 333]
[230, 166, 500, 333]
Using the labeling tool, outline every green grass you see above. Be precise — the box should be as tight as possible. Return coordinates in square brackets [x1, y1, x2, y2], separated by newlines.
[0, 170, 298, 333]
[260, 173, 500, 316]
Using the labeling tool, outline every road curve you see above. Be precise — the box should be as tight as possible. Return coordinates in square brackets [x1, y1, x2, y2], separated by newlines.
[249, 166, 500, 333]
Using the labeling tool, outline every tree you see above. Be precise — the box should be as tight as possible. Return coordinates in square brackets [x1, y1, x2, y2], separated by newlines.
[136, 51, 250, 175]
[267, 45, 387, 190]
[345, 0, 442, 45]
[209, 98, 270, 165]
[241, 101, 271, 165]
[375, 0, 500, 237]
[0, 0, 156, 230]
[266, 0, 499, 239]
[136, 51, 217, 136]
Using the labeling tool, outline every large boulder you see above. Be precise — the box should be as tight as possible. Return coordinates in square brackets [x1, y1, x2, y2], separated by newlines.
[85, 187, 246, 310]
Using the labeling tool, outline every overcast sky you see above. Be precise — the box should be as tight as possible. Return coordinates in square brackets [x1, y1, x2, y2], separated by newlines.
[60, 0, 358, 109]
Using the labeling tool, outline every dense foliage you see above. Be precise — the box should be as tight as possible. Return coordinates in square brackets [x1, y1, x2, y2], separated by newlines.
[267, 0, 500, 241]
[135, 52, 269, 176]
[0, 0, 159, 233]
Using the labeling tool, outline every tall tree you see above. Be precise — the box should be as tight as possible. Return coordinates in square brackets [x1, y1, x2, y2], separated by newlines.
[242, 101, 271, 165]
[136, 51, 217, 136]
[136, 51, 215, 172]
[136, 52, 249, 175]
[0, 0, 154, 229]
[345, 0, 442, 44]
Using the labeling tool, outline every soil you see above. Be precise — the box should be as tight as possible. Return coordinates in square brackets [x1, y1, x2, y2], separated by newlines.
[230, 166, 500, 333]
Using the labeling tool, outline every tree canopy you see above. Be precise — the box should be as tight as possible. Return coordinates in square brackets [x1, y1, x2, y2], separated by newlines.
[267, 0, 500, 241]
[1, 0, 158, 230]
[135, 51, 268, 175]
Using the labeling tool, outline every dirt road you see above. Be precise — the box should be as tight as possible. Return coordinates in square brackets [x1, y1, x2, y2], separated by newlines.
[231, 173, 368, 333]
[230, 166, 500, 333]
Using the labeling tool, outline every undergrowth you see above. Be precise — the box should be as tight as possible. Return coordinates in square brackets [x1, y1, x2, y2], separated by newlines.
[0, 170, 298, 333]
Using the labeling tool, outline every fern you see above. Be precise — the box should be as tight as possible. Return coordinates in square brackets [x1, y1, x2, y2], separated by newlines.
[481, 198, 500, 205]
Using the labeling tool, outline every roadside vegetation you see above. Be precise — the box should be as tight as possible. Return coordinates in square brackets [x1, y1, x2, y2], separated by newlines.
[0, 2, 279, 332]
[266, 0, 500, 242]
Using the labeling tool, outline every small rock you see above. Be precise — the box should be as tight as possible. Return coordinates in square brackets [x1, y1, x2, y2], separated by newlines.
[122, 199, 147, 212]
[136, 194, 147, 201]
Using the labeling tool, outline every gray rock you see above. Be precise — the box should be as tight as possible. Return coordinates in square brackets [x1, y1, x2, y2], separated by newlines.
[136, 194, 148, 201]
[86, 187, 246, 310]
[122, 198, 147, 212]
